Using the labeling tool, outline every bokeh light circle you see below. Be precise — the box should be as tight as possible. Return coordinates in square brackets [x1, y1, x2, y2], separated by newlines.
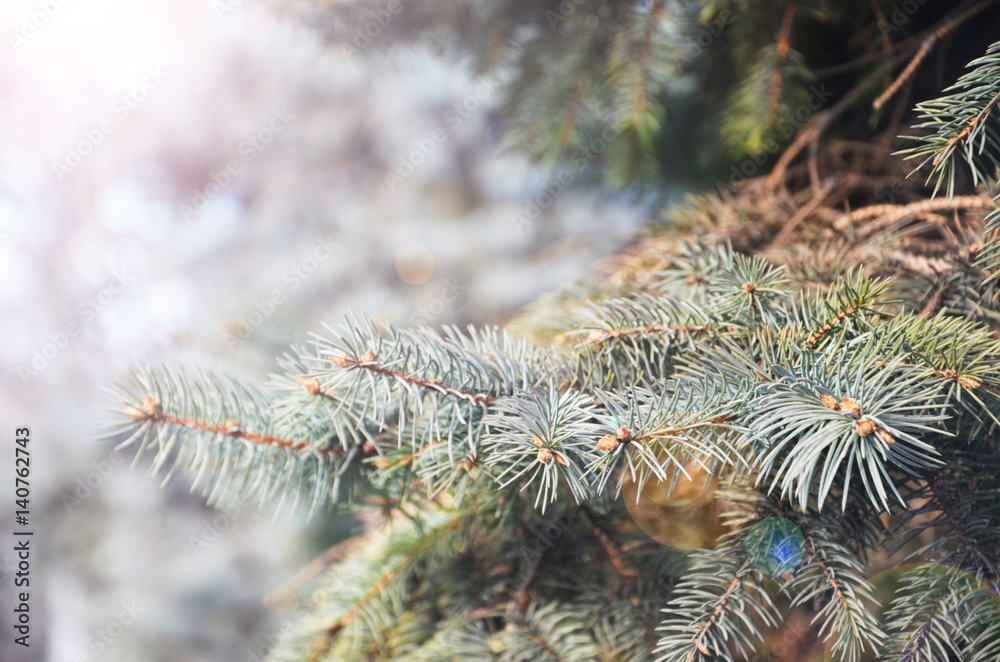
[746, 517, 805, 576]
[623, 459, 761, 551]
[395, 245, 435, 285]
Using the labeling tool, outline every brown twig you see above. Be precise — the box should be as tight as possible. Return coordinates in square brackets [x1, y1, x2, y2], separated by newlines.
[557, 83, 586, 149]
[633, 0, 663, 125]
[124, 395, 365, 457]
[581, 324, 726, 344]
[690, 559, 755, 658]
[767, 0, 799, 127]
[589, 521, 659, 651]
[834, 195, 994, 237]
[264, 535, 369, 607]
[872, 0, 999, 111]
[769, 177, 838, 248]
[933, 91, 1000, 165]
[330, 350, 496, 407]
[801, 540, 861, 641]
[767, 49, 909, 189]
[506, 548, 547, 620]
[807, 301, 863, 346]
[867, 0, 893, 68]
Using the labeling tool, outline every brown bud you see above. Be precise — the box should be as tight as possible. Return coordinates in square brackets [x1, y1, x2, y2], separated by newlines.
[742, 282, 757, 294]
[841, 397, 861, 416]
[531, 434, 544, 447]
[876, 428, 895, 444]
[821, 394, 840, 411]
[586, 330, 606, 343]
[298, 376, 323, 395]
[123, 406, 146, 421]
[329, 351, 354, 368]
[125, 395, 161, 421]
[685, 274, 699, 285]
[617, 426, 634, 443]
[554, 453, 567, 466]
[360, 349, 376, 364]
[596, 434, 619, 452]
[958, 375, 981, 389]
[855, 417, 876, 437]
[537, 447, 553, 463]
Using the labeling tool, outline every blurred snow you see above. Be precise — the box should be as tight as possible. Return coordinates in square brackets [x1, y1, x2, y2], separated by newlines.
[0, 0, 647, 660]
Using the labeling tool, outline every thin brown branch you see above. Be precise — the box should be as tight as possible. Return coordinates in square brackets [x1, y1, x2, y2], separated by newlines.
[872, 40, 934, 112]
[801, 540, 861, 641]
[767, 49, 909, 189]
[124, 395, 361, 457]
[506, 547, 547, 620]
[581, 323, 726, 344]
[330, 350, 496, 407]
[264, 534, 369, 607]
[690, 559, 755, 659]
[834, 195, 994, 236]
[589, 521, 658, 652]
[807, 301, 863, 346]
[556, 83, 586, 149]
[308, 516, 467, 661]
[867, 0, 893, 66]
[933, 91, 1000, 165]
[767, 0, 799, 127]
[872, 0, 999, 111]
[770, 177, 837, 247]
[632, 0, 663, 126]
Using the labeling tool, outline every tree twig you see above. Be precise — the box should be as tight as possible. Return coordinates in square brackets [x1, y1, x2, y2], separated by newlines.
[767, 0, 799, 127]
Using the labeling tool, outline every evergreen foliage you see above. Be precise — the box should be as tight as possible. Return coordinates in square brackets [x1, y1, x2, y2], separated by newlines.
[104, 1, 1000, 660]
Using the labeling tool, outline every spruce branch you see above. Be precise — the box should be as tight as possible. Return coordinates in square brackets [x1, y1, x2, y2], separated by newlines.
[783, 530, 885, 662]
[655, 546, 779, 662]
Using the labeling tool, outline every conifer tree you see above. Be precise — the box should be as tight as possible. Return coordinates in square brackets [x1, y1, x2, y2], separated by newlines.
[105, 1, 1000, 660]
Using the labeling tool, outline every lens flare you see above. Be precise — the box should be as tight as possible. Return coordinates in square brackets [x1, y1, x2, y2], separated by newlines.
[745, 517, 805, 576]
[623, 460, 758, 550]
[395, 245, 435, 285]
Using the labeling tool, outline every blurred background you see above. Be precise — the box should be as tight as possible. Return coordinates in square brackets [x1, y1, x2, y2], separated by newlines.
[0, 0, 648, 660]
